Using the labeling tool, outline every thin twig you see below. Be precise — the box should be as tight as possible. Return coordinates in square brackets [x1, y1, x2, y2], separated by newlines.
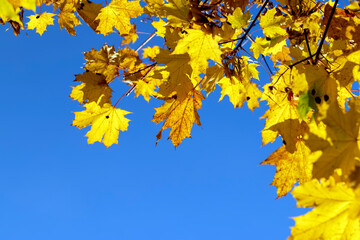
[242, 31, 274, 75]
[304, 28, 312, 60]
[241, 47, 272, 80]
[135, 32, 157, 53]
[125, 65, 156, 97]
[113, 33, 157, 106]
[315, 0, 338, 62]
[113, 86, 133, 107]
[233, 0, 269, 53]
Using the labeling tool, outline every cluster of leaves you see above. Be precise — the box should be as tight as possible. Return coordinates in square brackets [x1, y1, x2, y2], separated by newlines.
[2, 0, 360, 238]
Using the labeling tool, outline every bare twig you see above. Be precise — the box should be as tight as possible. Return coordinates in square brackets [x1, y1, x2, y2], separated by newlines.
[314, 0, 338, 62]
[232, 0, 269, 53]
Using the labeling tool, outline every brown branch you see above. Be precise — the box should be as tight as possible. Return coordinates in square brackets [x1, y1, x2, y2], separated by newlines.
[232, 0, 269, 53]
[304, 28, 313, 60]
[241, 47, 272, 80]
[314, 0, 338, 62]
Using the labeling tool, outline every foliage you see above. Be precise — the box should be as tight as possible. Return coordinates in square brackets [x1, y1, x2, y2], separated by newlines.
[1, 0, 360, 238]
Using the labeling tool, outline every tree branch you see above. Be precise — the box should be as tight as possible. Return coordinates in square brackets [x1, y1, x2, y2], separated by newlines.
[232, 0, 269, 53]
[315, 0, 338, 62]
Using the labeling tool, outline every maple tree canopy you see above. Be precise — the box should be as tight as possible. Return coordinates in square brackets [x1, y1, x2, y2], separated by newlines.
[1, 0, 360, 238]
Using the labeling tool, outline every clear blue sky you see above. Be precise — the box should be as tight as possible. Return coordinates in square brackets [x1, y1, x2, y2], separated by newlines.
[0, 6, 308, 240]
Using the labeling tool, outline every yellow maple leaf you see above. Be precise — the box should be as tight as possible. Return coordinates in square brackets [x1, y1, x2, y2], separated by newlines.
[121, 23, 138, 44]
[76, 0, 103, 33]
[216, 21, 239, 50]
[14, 0, 36, 11]
[142, 46, 160, 61]
[70, 71, 112, 106]
[84, 44, 120, 83]
[118, 47, 141, 71]
[72, 102, 130, 148]
[305, 98, 360, 178]
[222, 0, 248, 13]
[151, 18, 166, 37]
[290, 177, 360, 240]
[227, 7, 250, 30]
[133, 65, 164, 102]
[202, 64, 224, 95]
[95, 0, 143, 35]
[322, 4, 360, 44]
[0, 0, 35, 23]
[250, 36, 287, 59]
[261, 139, 312, 198]
[172, 29, 222, 72]
[155, 48, 194, 100]
[143, 0, 165, 17]
[261, 79, 304, 153]
[27, 12, 55, 35]
[332, 49, 360, 88]
[151, 90, 204, 148]
[134, 77, 162, 102]
[260, 8, 287, 38]
[219, 75, 262, 111]
[0, 0, 21, 23]
[163, 0, 190, 27]
[58, 2, 81, 35]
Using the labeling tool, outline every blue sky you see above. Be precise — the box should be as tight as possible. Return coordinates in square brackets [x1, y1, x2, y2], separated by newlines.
[0, 6, 309, 239]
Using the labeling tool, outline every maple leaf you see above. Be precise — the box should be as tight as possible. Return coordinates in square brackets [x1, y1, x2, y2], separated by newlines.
[0, 0, 35, 23]
[250, 36, 287, 59]
[95, 0, 143, 35]
[218, 76, 246, 107]
[143, 0, 165, 17]
[76, 0, 103, 33]
[163, 0, 190, 27]
[222, 0, 248, 13]
[218, 76, 261, 111]
[0, 0, 20, 23]
[259, 8, 287, 38]
[261, 78, 304, 153]
[202, 65, 224, 94]
[322, 4, 360, 43]
[142, 46, 160, 61]
[216, 22, 239, 50]
[27, 12, 55, 35]
[58, 2, 81, 35]
[227, 7, 250, 30]
[305, 99, 360, 178]
[72, 102, 130, 148]
[11, 0, 36, 11]
[332, 48, 360, 88]
[155, 48, 194, 100]
[84, 44, 120, 83]
[151, 90, 204, 148]
[133, 66, 164, 102]
[70, 71, 113, 106]
[151, 18, 166, 37]
[134, 79, 157, 102]
[118, 47, 141, 71]
[270, 46, 292, 63]
[172, 29, 222, 72]
[121, 23, 138, 44]
[262, 133, 312, 198]
[294, 65, 339, 119]
[291, 177, 360, 240]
